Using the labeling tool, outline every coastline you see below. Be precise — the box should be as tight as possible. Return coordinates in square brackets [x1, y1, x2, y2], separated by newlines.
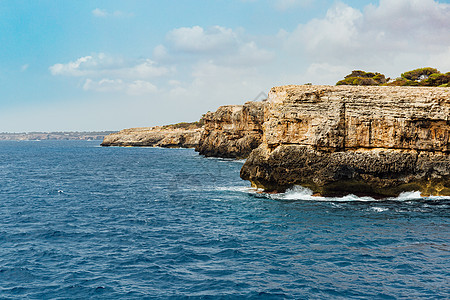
[102, 84, 450, 197]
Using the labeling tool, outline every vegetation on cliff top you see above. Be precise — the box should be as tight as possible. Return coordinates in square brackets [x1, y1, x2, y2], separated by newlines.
[336, 70, 388, 86]
[160, 119, 205, 130]
[336, 68, 450, 87]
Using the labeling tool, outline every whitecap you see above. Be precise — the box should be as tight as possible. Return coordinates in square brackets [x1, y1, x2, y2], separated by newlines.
[370, 207, 389, 212]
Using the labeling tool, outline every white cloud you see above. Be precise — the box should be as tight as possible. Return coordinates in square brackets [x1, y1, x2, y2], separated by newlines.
[171, 60, 273, 108]
[50, 55, 95, 76]
[127, 80, 158, 95]
[166, 25, 237, 53]
[163, 25, 274, 67]
[83, 78, 157, 95]
[287, 3, 363, 56]
[221, 41, 274, 66]
[363, 0, 450, 49]
[304, 63, 351, 85]
[428, 46, 450, 71]
[241, 0, 314, 11]
[83, 78, 124, 92]
[92, 8, 133, 18]
[153, 45, 168, 61]
[92, 8, 107, 17]
[50, 54, 170, 79]
[284, 0, 450, 81]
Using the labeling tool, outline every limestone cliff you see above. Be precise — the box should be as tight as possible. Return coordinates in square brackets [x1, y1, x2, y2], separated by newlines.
[101, 126, 202, 148]
[241, 85, 450, 197]
[195, 101, 265, 159]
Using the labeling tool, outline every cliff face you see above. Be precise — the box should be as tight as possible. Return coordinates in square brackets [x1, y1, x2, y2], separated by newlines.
[195, 101, 265, 159]
[241, 85, 450, 197]
[101, 127, 202, 148]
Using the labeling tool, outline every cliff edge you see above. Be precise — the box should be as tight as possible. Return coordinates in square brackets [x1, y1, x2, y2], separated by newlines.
[240, 85, 450, 197]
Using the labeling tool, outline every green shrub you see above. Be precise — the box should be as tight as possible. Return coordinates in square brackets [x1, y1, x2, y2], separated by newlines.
[401, 67, 439, 81]
[337, 68, 449, 87]
[422, 72, 450, 86]
[162, 120, 204, 130]
[336, 70, 387, 86]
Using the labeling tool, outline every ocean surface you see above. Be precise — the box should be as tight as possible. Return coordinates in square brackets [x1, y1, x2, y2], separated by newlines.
[0, 141, 449, 299]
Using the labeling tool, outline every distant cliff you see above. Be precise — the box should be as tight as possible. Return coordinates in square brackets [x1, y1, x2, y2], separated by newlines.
[195, 101, 265, 159]
[0, 131, 114, 141]
[241, 85, 450, 197]
[101, 126, 202, 148]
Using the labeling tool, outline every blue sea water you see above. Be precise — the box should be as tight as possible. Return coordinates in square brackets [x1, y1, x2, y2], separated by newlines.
[0, 141, 449, 299]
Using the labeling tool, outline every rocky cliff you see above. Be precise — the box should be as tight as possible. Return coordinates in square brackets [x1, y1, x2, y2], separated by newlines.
[101, 126, 202, 148]
[241, 85, 450, 197]
[101, 101, 265, 155]
[195, 101, 265, 159]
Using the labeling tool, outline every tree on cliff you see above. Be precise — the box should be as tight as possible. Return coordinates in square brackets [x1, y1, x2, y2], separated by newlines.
[336, 68, 450, 87]
[336, 70, 388, 86]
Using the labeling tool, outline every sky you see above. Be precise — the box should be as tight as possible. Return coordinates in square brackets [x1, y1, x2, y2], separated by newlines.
[1, 0, 449, 132]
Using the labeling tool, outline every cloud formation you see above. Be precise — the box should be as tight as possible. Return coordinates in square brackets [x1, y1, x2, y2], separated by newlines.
[83, 79, 157, 95]
[286, 0, 450, 78]
[164, 25, 274, 67]
[49, 54, 169, 78]
[92, 8, 133, 18]
[166, 26, 237, 53]
[50, 54, 167, 94]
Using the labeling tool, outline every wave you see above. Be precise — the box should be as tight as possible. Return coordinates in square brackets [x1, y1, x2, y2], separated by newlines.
[270, 186, 450, 202]
[217, 184, 450, 202]
[204, 156, 246, 164]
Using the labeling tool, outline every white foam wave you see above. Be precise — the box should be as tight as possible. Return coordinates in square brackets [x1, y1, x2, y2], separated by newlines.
[264, 185, 450, 202]
[215, 186, 259, 193]
[268, 186, 378, 202]
[214, 184, 450, 202]
[205, 157, 246, 164]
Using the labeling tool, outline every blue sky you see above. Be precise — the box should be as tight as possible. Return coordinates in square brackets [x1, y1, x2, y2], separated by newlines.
[1, 0, 449, 132]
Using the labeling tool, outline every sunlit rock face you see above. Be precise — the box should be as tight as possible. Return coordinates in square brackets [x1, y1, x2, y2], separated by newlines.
[241, 85, 450, 197]
[195, 101, 265, 159]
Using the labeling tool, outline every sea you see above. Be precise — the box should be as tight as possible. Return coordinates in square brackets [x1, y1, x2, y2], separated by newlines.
[0, 140, 449, 299]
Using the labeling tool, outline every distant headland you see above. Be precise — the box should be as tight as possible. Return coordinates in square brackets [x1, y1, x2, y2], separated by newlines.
[0, 131, 115, 141]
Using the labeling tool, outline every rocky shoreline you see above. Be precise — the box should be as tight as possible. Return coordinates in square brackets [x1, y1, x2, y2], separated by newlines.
[102, 85, 450, 197]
